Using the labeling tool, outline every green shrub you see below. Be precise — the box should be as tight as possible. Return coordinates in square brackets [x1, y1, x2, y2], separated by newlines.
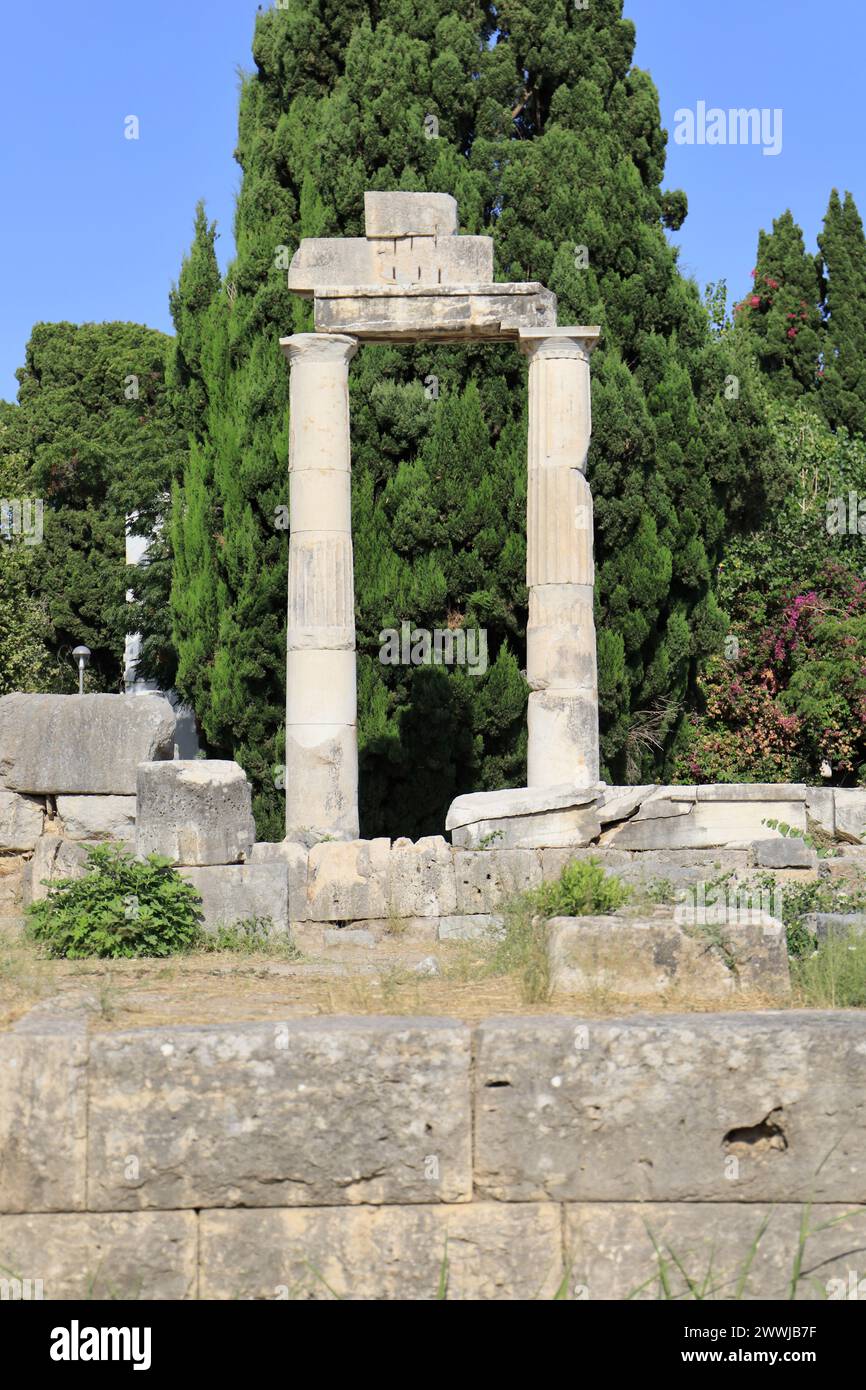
[26, 844, 204, 959]
[535, 858, 632, 918]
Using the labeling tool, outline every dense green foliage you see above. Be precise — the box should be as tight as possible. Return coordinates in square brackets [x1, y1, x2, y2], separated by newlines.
[172, 0, 780, 837]
[0, 323, 185, 692]
[26, 844, 204, 959]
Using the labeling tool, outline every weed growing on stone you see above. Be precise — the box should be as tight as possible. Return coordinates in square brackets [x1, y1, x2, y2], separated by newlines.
[790, 930, 866, 1008]
[201, 917, 301, 959]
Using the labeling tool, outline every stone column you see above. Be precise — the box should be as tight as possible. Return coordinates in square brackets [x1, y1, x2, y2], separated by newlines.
[279, 332, 359, 841]
[519, 328, 601, 789]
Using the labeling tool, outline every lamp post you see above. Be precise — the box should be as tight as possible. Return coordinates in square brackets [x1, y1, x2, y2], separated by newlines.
[72, 645, 91, 696]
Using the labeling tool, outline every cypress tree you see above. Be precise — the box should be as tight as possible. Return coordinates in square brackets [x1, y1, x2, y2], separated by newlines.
[183, 0, 778, 832]
[733, 210, 824, 404]
[818, 189, 866, 438]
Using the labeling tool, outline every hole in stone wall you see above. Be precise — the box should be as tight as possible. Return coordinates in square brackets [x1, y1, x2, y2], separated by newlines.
[723, 1108, 788, 1154]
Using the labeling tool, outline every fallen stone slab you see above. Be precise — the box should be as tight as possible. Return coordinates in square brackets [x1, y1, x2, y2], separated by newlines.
[56, 794, 136, 845]
[0, 789, 43, 851]
[199, 1201, 562, 1301]
[474, 1013, 866, 1203]
[0, 1212, 197, 1300]
[547, 914, 790, 1003]
[447, 785, 601, 850]
[602, 796, 807, 851]
[0, 693, 175, 794]
[564, 1202, 866, 1301]
[808, 912, 866, 941]
[597, 786, 656, 825]
[437, 914, 504, 941]
[136, 760, 255, 866]
[86, 1019, 471, 1210]
[0, 1026, 88, 1213]
[177, 863, 288, 934]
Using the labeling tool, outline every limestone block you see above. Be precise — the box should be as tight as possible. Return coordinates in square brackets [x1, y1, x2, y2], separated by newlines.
[812, 912, 866, 941]
[177, 863, 287, 934]
[474, 1013, 866, 1202]
[199, 1202, 562, 1301]
[753, 837, 818, 870]
[437, 914, 504, 941]
[526, 688, 600, 788]
[527, 469, 594, 586]
[0, 1212, 197, 1299]
[369, 235, 494, 286]
[547, 915, 790, 1003]
[364, 191, 459, 237]
[285, 724, 359, 843]
[597, 786, 656, 825]
[306, 838, 390, 921]
[834, 788, 866, 842]
[602, 797, 807, 851]
[447, 784, 601, 849]
[389, 837, 457, 916]
[0, 789, 43, 851]
[56, 794, 136, 845]
[136, 761, 254, 866]
[287, 533, 355, 646]
[248, 840, 309, 920]
[695, 783, 806, 802]
[805, 785, 835, 835]
[454, 848, 541, 914]
[313, 284, 557, 340]
[0, 1026, 88, 1212]
[289, 468, 352, 535]
[527, 585, 597, 691]
[0, 854, 26, 912]
[539, 846, 751, 889]
[86, 1019, 471, 1209]
[285, 649, 357, 727]
[22, 835, 90, 909]
[0, 693, 175, 794]
[564, 1203, 866, 1302]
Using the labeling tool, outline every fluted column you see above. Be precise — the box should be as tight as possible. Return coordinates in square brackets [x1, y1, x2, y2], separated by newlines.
[519, 328, 601, 789]
[279, 332, 359, 840]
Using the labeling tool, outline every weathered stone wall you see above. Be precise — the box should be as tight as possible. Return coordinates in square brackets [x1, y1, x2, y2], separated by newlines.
[1, 1012, 864, 1299]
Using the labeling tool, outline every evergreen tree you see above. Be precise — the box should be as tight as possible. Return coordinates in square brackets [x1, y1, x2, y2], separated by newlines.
[179, 0, 779, 833]
[0, 323, 184, 690]
[733, 210, 823, 404]
[819, 189, 866, 439]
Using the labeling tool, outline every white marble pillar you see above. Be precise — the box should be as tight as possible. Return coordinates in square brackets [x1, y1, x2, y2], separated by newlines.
[279, 332, 359, 840]
[519, 328, 601, 789]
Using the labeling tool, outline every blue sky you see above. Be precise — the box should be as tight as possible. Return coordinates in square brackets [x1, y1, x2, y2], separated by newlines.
[1, 0, 863, 401]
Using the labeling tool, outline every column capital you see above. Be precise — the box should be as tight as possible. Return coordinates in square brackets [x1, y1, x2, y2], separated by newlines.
[518, 327, 601, 362]
[279, 332, 359, 366]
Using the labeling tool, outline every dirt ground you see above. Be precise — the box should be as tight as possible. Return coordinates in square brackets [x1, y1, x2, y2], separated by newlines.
[0, 913, 804, 1032]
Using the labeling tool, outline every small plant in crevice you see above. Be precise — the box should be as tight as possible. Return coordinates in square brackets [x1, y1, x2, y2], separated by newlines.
[25, 844, 204, 960]
[200, 916, 301, 959]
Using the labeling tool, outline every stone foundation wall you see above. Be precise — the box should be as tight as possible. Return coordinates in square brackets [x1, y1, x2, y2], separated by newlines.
[1, 1012, 864, 1300]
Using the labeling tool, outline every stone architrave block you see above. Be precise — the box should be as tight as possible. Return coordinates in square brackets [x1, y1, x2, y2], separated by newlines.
[56, 795, 136, 845]
[805, 786, 835, 836]
[0, 1027, 88, 1213]
[0, 693, 176, 795]
[454, 848, 541, 915]
[474, 1014, 866, 1203]
[547, 915, 790, 1003]
[199, 1202, 562, 1301]
[0, 789, 44, 851]
[447, 785, 601, 851]
[0, 1212, 197, 1300]
[602, 792, 807, 851]
[564, 1203, 866, 1302]
[313, 284, 557, 341]
[177, 863, 288, 935]
[389, 837, 457, 917]
[306, 838, 390, 921]
[136, 761, 255, 866]
[86, 1019, 472, 1210]
[834, 789, 866, 843]
[22, 835, 90, 909]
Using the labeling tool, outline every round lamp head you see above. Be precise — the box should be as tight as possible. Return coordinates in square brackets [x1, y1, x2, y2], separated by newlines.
[72, 645, 91, 667]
